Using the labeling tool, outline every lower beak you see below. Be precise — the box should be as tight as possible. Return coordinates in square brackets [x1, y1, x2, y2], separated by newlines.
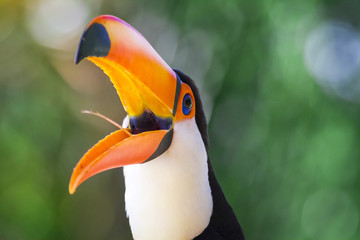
[69, 129, 173, 194]
[69, 15, 180, 194]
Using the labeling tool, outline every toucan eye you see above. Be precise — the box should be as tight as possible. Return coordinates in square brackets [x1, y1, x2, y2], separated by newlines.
[182, 93, 193, 115]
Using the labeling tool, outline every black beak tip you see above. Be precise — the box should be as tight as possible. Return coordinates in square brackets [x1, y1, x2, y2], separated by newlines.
[74, 23, 111, 65]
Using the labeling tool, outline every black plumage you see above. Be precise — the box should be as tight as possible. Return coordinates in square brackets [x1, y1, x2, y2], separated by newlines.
[175, 70, 245, 240]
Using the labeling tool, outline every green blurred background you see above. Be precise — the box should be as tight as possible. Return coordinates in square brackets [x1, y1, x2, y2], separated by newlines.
[1, 0, 360, 239]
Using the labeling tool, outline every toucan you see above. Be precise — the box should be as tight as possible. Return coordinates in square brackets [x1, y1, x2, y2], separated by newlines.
[69, 15, 245, 240]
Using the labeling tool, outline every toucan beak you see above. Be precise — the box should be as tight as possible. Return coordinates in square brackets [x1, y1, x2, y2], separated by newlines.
[69, 15, 181, 194]
[75, 15, 180, 117]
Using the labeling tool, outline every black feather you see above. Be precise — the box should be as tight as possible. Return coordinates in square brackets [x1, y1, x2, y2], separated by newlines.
[174, 70, 245, 240]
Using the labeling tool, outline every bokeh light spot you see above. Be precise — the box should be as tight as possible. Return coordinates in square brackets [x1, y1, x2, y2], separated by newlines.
[304, 21, 360, 102]
[25, 0, 91, 49]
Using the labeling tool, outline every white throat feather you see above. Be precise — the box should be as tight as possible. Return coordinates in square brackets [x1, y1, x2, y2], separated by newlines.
[123, 118, 213, 240]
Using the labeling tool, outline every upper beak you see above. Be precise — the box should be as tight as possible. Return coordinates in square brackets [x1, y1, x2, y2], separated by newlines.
[69, 15, 181, 194]
[75, 15, 180, 118]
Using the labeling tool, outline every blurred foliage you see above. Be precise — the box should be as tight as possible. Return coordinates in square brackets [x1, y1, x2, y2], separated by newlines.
[1, 0, 360, 239]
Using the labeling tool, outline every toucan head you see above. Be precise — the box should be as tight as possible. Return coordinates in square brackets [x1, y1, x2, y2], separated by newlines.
[69, 15, 198, 194]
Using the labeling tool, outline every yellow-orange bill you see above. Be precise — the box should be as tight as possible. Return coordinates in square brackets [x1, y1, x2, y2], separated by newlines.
[69, 129, 171, 194]
[75, 15, 179, 118]
[70, 15, 180, 194]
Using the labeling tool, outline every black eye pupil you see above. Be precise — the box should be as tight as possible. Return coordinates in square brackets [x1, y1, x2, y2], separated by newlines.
[182, 93, 193, 115]
[185, 96, 192, 108]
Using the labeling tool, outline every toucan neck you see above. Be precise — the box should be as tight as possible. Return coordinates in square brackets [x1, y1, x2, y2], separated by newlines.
[194, 160, 246, 239]
[123, 119, 213, 240]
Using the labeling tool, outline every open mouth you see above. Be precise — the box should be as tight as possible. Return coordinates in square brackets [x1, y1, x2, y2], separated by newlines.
[69, 15, 180, 194]
[129, 110, 173, 134]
